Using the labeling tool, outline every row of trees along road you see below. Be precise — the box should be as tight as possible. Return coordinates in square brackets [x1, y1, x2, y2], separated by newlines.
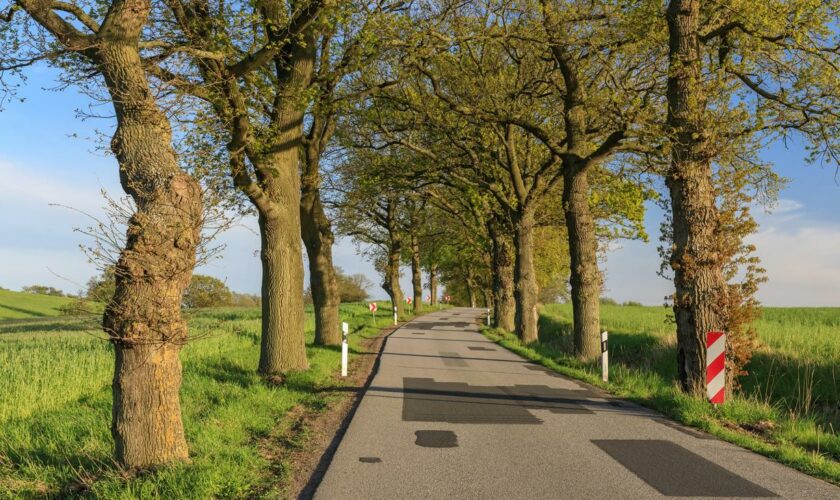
[1, 0, 837, 470]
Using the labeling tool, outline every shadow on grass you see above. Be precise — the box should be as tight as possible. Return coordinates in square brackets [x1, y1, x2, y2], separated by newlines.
[0, 316, 100, 334]
[190, 358, 259, 389]
[0, 304, 51, 318]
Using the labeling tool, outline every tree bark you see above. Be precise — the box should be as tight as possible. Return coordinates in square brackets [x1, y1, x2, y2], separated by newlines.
[93, 2, 201, 468]
[666, 0, 727, 394]
[513, 209, 539, 343]
[429, 263, 438, 306]
[410, 232, 423, 313]
[563, 165, 602, 361]
[482, 288, 493, 311]
[489, 221, 516, 331]
[258, 198, 309, 374]
[301, 155, 340, 346]
[248, 26, 315, 375]
[383, 240, 404, 317]
[257, 111, 309, 376]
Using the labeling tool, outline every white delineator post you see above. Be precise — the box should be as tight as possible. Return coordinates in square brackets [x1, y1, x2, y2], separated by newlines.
[706, 331, 726, 406]
[341, 321, 349, 377]
[600, 331, 609, 383]
[486, 308, 491, 326]
[393, 306, 398, 325]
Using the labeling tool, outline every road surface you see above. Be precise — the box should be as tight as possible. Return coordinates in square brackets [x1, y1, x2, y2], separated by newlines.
[315, 308, 838, 499]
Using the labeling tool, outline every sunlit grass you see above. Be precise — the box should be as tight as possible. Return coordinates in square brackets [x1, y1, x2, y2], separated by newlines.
[0, 302, 401, 497]
[0, 289, 84, 320]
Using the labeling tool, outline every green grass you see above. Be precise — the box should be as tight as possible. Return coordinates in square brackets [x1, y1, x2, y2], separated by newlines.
[0, 302, 406, 498]
[484, 304, 840, 485]
[0, 289, 84, 320]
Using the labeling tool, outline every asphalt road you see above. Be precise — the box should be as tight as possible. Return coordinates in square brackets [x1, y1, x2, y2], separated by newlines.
[315, 308, 838, 499]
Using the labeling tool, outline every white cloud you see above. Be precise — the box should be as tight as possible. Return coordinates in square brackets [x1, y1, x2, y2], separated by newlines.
[749, 223, 840, 306]
[0, 247, 97, 294]
[0, 160, 116, 215]
[768, 198, 804, 215]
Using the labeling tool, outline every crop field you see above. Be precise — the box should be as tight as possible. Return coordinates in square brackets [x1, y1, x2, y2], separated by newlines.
[0, 298, 401, 497]
[487, 304, 840, 483]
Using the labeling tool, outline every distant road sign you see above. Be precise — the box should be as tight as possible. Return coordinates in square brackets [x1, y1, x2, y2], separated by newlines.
[444, 295, 451, 303]
[369, 302, 378, 313]
[706, 331, 726, 404]
[406, 297, 412, 305]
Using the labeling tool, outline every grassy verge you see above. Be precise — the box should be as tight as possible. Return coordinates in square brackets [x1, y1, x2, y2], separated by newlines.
[484, 303, 840, 485]
[0, 302, 409, 498]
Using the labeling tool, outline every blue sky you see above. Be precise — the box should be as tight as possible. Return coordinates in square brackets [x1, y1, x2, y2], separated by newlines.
[2, 68, 839, 305]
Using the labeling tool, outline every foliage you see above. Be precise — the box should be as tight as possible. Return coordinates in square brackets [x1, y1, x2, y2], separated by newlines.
[336, 268, 372, 303]
[183, 275, 233, 309]
[85, 267, 116, 303]
[534, 226, 570, 304]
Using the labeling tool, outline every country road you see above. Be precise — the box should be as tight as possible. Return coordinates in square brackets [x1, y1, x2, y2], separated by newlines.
[314, 308, 838, 499]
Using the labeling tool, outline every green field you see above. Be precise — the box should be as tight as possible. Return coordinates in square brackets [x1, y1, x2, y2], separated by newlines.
[0, 301, 403, 497]
[487, 304, 840, 484]
[0, 289, 83, 320]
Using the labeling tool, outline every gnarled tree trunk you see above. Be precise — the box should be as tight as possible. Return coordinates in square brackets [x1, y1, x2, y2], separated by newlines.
[301, 157, 340, 346]
[563, 165, 602, 361]
[666, 0, 726, 394]
[97, 11, 202, 468]
[489, 220, 516, 331]
[410, 232, 422, 313]
[513, 209, 539, 343]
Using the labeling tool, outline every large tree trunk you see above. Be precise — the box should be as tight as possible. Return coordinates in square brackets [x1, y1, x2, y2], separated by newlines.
[489, 221, 516, 331]
[301, 162, 340, 346]
[410, 233, 423, 313]
[257, 148, 309, 374]
[429, 263, 438, 306]
[513, 209, 539, 343]
[253, 26, 314, 375]
[383, 241, 404, 317]
[97, 21, 201, 468]
[666, 0, 726, 394]
[563, 165, 602, 361]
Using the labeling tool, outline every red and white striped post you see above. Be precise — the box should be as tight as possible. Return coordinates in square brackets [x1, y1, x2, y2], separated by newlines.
[706, 331, 726, 405]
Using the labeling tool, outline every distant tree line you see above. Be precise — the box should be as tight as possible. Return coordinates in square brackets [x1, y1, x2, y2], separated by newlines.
[21, 285, 66, 297]
[85, 268, 260, 309]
